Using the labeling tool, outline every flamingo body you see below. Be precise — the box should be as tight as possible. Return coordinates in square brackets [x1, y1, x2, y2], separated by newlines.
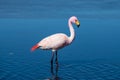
[38, 33, 69, 50]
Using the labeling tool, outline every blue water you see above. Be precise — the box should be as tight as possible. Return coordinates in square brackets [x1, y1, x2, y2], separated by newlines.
[0, 0, 120, 80]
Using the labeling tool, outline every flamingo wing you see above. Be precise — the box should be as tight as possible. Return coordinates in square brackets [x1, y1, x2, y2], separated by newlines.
[38, 33, 69, 50]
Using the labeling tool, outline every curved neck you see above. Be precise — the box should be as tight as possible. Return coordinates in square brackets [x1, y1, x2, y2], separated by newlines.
[68, 20, 75, 44]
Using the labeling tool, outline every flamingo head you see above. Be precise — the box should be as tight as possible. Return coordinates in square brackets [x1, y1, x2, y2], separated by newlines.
[69, 16, 80, 27]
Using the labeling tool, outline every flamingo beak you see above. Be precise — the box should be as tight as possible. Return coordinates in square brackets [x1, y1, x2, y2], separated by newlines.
[75, 20, 80, 28]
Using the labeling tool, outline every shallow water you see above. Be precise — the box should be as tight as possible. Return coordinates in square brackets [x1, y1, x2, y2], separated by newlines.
[0, 0, 120, 80]
[1, 56, 120, 80]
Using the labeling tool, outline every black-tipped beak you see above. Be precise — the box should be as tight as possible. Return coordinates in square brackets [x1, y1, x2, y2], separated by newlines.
[75, 20, 80, 28]
[77, 24, 80, 28]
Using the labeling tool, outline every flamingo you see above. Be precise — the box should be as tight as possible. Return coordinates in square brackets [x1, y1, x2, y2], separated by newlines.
[31, 16, 80, 68]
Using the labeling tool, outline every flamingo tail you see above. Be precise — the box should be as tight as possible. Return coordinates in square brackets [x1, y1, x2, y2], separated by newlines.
[31, 44, 39, 51]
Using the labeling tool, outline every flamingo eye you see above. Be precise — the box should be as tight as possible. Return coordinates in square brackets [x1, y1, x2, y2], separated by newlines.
[75, 19, 77, 22]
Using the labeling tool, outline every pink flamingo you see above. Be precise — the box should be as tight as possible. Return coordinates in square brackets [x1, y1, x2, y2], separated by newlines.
[31, 16, 80, 67]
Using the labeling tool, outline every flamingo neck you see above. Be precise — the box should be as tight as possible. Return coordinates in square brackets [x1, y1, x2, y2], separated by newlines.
[68, 20, 75, 44]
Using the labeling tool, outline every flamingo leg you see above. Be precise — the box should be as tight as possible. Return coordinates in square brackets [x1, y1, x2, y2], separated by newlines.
[55, 51, 58, 66]
[50, 50, 59, 79]
[55, 51, 59, 76]
[51, 51, 55, 75]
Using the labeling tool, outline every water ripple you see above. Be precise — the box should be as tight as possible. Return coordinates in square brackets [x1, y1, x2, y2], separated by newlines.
[0, 59, 120, 80]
